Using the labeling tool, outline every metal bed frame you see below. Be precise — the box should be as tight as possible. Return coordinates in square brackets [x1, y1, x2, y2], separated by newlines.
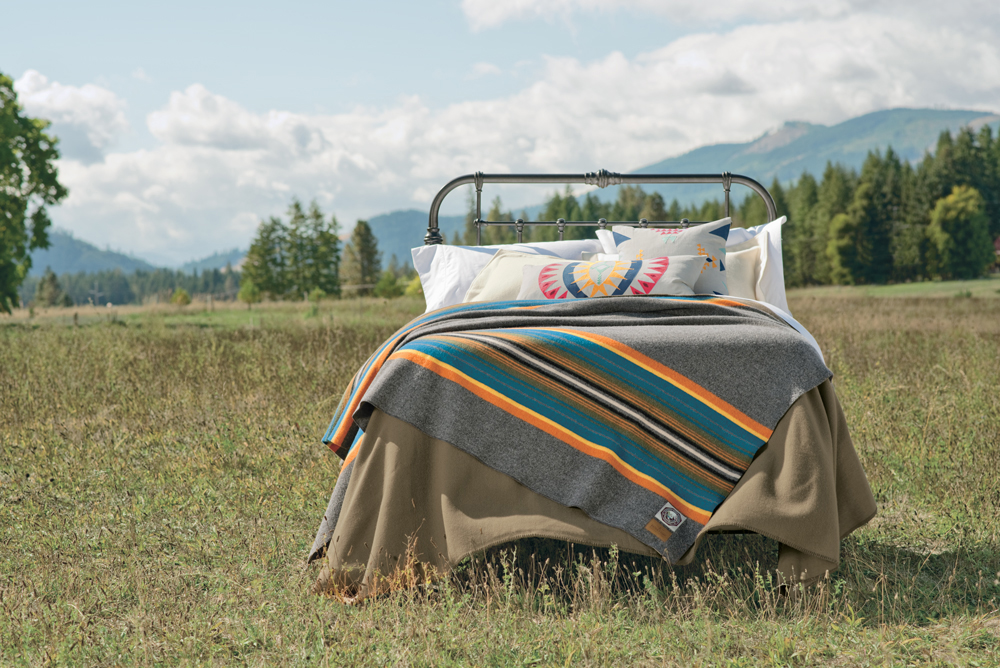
[425, 170, 777, 246]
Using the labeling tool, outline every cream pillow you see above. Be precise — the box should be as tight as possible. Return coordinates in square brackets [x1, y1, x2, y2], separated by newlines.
[516, 255, 704, 300]
[725, 246, 760, 300]
[463, 249, 563, 303]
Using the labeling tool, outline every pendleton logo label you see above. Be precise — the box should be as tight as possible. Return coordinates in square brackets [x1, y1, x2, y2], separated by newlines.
[654, 501, 686, 532]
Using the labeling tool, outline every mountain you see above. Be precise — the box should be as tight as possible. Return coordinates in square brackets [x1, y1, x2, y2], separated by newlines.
[28, 230, 159, 276]
[366, 210, 465, 273]
[179, 248, 246, 274]
[614, 108, 1000, 208]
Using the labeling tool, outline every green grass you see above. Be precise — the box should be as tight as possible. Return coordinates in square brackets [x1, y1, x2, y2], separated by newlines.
[2, 291, 999, 666]
[789, 273, 1000, 299]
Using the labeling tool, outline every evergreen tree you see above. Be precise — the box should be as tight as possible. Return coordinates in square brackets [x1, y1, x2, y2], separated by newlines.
[33, 267, 71, 306]
[283, 199, 311, 299]
[305, 200, 341, 298]
[580, 193, 611, 223]
[611, 185, 647, 221]
[341, 220, 382, 296]
[782, 172, 819, 287]
[828, 150, 901, 284]
[243, 216, 287, 298]
[926, 185, 995, 279]
[638, 192, 668, 222]
[483, 195, 516, 244]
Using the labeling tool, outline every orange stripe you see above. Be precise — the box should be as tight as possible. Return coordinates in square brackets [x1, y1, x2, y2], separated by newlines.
[481, 330, 749, 470]
[539, 328, 772, 441]
[438, 334, 734, 492]
[391, 347, 713, 524]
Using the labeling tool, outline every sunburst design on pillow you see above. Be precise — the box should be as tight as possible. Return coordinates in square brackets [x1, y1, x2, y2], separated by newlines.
[537, 258, 672, 299]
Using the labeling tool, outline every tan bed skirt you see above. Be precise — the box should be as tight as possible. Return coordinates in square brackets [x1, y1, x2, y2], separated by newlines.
[311, 379, 876, 597]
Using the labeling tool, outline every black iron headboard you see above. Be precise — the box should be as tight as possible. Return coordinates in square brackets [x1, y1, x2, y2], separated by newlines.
[425, 170, 776, 246]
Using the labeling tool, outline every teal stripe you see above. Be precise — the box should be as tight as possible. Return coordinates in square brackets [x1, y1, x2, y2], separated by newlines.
[402, 336, 728, 512]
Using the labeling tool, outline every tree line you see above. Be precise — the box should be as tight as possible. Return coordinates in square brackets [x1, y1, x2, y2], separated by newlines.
[20, 265, 241, 307]
[470, 126, 999, 285]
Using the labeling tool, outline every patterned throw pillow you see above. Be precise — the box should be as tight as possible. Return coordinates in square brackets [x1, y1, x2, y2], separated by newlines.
[516, 255, 705, 300]
[599, 218, 731, 295]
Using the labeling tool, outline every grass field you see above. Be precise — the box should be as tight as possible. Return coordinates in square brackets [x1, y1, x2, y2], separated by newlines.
[2, 289, 999, 666]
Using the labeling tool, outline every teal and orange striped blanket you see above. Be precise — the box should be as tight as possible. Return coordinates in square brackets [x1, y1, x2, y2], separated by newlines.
[321, 296, 831, 561]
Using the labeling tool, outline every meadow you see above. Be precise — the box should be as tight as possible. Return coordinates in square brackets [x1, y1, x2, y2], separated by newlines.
[2, 281, 999, 666]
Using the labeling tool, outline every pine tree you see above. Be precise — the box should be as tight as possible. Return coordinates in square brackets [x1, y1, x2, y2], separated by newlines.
[34, 267, 62, 306]
[341, 220, 382, 296]
[638, 192, 668, 222]
[283, 199, 311, 299]
[243, 216, 287, 298]
[483, 195, 516, 244]
[305, 200, 341, 298]
[827, 150, 900, 284]
[611, 185, 646, 222]
[783, 172, 819, 287]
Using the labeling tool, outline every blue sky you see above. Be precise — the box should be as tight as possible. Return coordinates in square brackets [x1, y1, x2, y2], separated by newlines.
[4, 1, 999, 265]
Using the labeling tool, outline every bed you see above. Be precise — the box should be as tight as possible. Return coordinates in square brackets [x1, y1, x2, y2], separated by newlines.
[308, 171, 876, 599]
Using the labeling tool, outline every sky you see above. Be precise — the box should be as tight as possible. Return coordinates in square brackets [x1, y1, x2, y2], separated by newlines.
[4, 0, 1000, 266]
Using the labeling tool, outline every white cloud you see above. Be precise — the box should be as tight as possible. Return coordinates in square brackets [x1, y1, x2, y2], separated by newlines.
[459, 0, 997, 31]
[470, 62, 503, 78]
[14, 70, 129, 164]
[46, 10, 1000, 265]
[132, 67, 151, 82]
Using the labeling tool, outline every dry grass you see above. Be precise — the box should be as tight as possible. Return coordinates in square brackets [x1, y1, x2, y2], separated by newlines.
[1, 291, 998, 666]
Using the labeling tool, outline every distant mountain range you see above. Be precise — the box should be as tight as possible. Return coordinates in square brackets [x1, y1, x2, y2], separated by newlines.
[28, 230, 158, 276]
[179, 248, 247, 274]
[31, 107, 1000, 276]
[618, 107, 1000, 207]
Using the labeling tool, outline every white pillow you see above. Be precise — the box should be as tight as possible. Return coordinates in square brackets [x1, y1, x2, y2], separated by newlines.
[726, 217, 788, 312]
[411, 239, 603, 312]
[463, 250, 563, 303]
[596, 218, 731, 296]
[516, 255, 704, 300]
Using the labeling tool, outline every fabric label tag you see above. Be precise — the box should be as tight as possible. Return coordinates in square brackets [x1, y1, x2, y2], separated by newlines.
[654, 501, 686, 532]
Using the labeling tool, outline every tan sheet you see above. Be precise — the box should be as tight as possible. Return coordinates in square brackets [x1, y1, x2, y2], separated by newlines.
[313, 379, 875, 598]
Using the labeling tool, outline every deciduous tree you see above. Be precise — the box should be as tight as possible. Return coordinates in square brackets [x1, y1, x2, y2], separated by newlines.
[1, 71, 68, 312]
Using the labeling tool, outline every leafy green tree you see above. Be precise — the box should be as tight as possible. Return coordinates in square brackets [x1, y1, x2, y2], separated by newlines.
[238, 278, 261, 309]
[1, 71, 69, 312]
[341, 220, 381, 296]
[243, 216, 288, 298]
[926, 185, 995, 280]
[404, 275, 423, 297]
[373, 270, 404, 298]
[170, 287, 191, 306]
